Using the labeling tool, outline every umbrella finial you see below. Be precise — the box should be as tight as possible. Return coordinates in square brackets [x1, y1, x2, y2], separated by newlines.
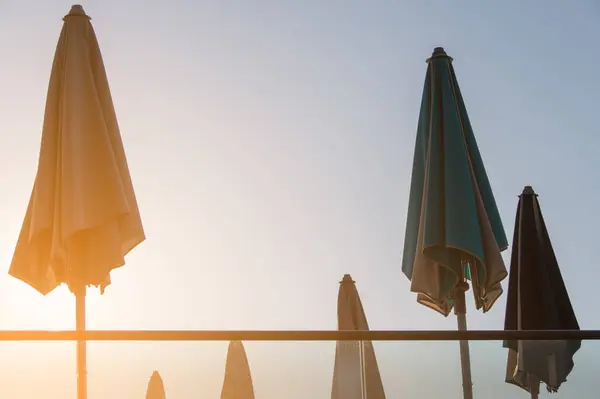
[427, 47, 453, 63]
[433, 47, 447, 56]
[521, 186, 536, 196]
[65, 5, 90, 19]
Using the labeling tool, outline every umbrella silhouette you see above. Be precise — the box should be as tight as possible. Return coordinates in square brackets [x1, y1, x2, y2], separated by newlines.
[504, 186, 581, 398]
[146, 371, 166, 399]
[8, 5, 145, 399]
[220, 341, 255, 399]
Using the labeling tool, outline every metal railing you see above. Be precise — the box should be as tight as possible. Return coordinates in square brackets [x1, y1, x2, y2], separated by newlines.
[0, 329, 598, 341]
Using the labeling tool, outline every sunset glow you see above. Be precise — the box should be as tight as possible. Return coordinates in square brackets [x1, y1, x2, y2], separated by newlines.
[0, 1, 598, 398]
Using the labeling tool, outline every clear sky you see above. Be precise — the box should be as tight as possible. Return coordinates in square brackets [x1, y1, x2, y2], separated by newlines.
[0, 0, 598, 398]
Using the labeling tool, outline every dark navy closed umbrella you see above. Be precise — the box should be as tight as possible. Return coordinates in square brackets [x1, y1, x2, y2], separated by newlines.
[504, 186, 581, 398]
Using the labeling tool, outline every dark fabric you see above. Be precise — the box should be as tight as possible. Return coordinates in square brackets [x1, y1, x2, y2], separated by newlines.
[503, 191, 580, 391]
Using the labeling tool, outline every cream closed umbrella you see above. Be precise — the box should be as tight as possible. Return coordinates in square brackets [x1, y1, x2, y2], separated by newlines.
[220, 341, 255, 399]
[8, 5, 145, 399]
[331, 274, 386, 399]
[146, 371, 166, 399]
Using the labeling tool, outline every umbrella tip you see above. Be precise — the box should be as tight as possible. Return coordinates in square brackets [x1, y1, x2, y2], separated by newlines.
[340, 274, 355, 284]
[66, 4, 88, 17]
[522, 186, 536, 196]
[433, 47, 447, 56]
[427, 47, 453, 63]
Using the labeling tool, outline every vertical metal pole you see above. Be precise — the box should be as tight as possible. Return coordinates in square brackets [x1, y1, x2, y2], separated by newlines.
[359, 340, 366, 399]
[76, 288, 87, 399]
[454, 282, 473, 399]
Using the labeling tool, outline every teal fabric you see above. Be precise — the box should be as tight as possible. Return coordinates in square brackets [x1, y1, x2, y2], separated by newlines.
[401, 49, 508, 313]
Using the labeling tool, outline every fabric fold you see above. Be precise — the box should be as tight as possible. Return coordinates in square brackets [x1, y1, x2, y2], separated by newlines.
[402, 49, 508, 316]
[9, 5, 145, 294]
[504, 187, 580, 393]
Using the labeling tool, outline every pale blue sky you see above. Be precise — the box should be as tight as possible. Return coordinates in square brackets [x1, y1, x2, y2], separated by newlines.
[0, 1, 598, 398]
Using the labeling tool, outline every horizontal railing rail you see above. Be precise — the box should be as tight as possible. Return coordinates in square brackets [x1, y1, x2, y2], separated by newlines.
[0, 330, 598, 341]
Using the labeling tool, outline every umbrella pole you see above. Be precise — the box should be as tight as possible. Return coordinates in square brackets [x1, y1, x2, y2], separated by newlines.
[359, 340, 366, 399]
[76, 287, 87, 399]
[454, 282, 473, 399]
[530, 376, 540, 399]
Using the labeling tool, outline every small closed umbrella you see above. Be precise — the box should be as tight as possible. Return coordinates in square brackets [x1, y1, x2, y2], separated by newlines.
[401, 47, 509, 399]
[331, 274, 386, 399]
[504, 186, 581, 398]
[220, 341, 255, 399]
[8, 5, 145, 399]
[146, 371, 166, 399]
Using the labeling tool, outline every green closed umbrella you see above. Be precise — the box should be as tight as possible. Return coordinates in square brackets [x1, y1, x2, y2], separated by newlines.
[401, 47, 509, 399]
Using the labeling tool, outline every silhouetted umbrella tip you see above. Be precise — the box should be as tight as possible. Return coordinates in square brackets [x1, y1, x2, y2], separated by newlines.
[521, 185, 537, 196]
[340, 274, 355, 284]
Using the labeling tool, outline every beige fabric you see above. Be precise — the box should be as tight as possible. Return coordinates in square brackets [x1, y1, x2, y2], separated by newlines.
[9, 5, 145, 295]
[332, 340, 363, 399]
[220, 341, 255, 399]
[332, 275, 386, 399]
[146, 371, 166, 399]
[410, 156, 450, 314]
[466, 163, 507, 312]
